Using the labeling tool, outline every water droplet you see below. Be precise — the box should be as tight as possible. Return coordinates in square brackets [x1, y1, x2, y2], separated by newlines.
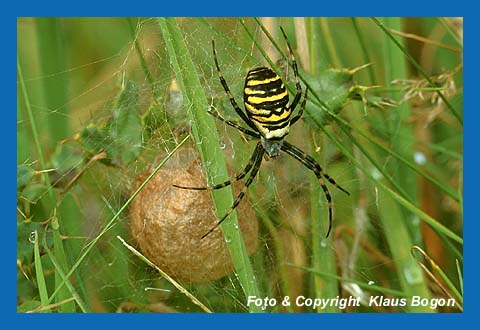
[403, 265, 424, 285]
[368, 280, 375, 285]
[224, 236, 232, 243]
[144, 287, 171, 292]
[220, 142, 226, 150]
[346, 283, 364, 297]
[410, 215, 420, 226]
[371, 168, 383, 180]
[320, 239, 328, 248]
[28, 231, 36, 244]
[414, 151, 427, 165]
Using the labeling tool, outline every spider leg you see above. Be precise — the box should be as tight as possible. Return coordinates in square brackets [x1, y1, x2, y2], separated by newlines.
[212, 40, 258, 132]
[201, 142, 264, 239]
[283, 141, 350, 195]
[173, 142, 263, 191]
[290, 88, 308, 126]
[280, 27, 302, 113]
[207, 109, 260, 139]
[281, 142, 349, 237]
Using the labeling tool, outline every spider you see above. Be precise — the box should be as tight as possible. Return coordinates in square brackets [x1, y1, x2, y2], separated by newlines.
[174, 27, 349, 239]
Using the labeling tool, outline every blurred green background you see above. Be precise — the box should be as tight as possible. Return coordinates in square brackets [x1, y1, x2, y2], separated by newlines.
[17, 17, 462, 313]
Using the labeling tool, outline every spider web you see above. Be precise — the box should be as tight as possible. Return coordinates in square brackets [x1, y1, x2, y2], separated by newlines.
[17, 17, 462, 313]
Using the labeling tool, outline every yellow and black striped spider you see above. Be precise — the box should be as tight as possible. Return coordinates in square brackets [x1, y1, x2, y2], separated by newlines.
[175, 27, 349, 239]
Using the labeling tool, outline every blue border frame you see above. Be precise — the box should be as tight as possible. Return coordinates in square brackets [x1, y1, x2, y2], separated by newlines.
[10, 1, 472, 328]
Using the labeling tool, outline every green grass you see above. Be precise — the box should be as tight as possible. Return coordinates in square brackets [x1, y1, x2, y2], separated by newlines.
[158, 17, 262, 311]
[17, 17, 463, 313]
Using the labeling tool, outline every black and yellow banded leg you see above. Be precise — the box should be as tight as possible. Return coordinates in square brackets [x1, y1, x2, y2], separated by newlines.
[290, 89, 308, 127]
[281, 143, 335, 237]
[280, 27, 302, 113]
[281, 142, 349, 237]
[202, 143, 265, 239]
[207, 110, 260, 139]
[173, 142, 263, 191]
[212, 40, 257, 132]
[283, 141, 350, 195]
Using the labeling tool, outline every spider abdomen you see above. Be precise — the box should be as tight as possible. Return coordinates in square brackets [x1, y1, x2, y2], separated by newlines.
[244, 67, 291, 140]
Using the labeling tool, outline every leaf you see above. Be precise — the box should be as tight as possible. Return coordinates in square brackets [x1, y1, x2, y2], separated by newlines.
[48, 141, 85, 188]
[17, 164, 35, 191]
[303, 69, 357, 127]
[79, 125, 114, 164]
[17, 221, 37, 262]
[108, 80, 142, 165]
[50, 141, 84, 173]
[79, 80, 142, 166]
[17, 300, 42, 312]
[21, 183, 48, 205]
[17, 221, 54, 262]
[303, 67, 396, 128]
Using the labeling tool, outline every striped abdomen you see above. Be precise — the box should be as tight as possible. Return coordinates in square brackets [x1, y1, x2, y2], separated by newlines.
[244, 67, 291, 140]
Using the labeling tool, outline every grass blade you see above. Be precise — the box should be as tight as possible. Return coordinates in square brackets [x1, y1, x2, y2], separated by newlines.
[42, 234, 88, 312]
[411, 246, 463, 306]
[350, 18, 376, 84]
[34, 18, 70, 144]
[18, 55, 74, 311]
[320, 126, 462, 244]
[158, 17, 262, 312]
[305, 17, 340, 313]
[290, 264, 409, 298]
[33, 231, 49, 308]
[379, 17, 422, 246]
[127, 18, 161, 102]
[117, 236, 212, 313]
